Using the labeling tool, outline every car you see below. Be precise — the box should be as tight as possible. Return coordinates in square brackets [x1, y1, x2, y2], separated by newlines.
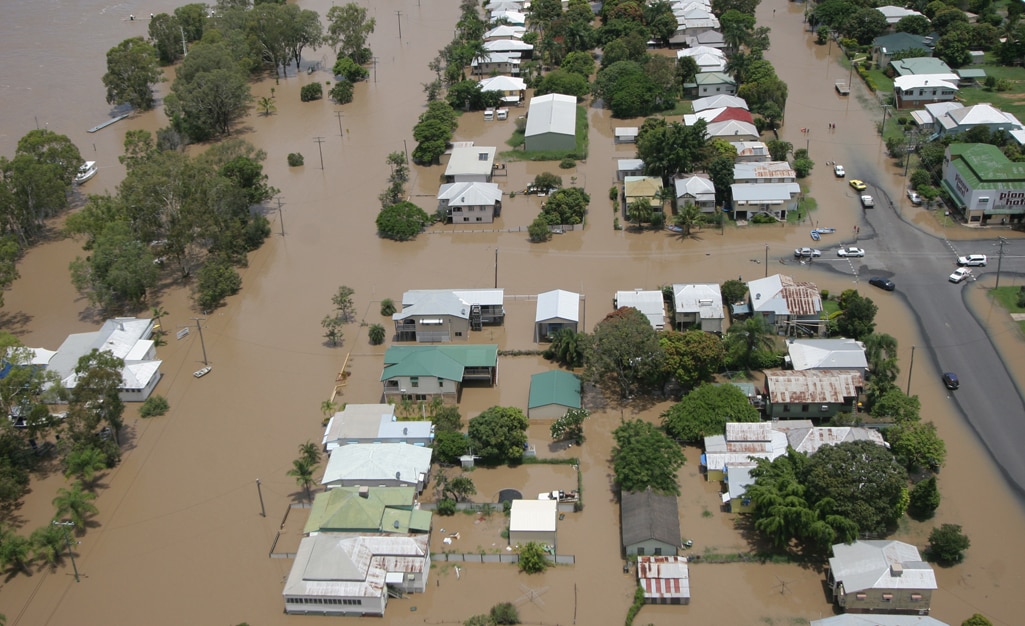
[869, 276, 895, 291]
[849, 179, 867, 191]
[860, 195, 875, 208]
[794, 247, 822, 258]
[907, 189, 923, 205]
[957, 254, 987, 267]
[949, 267, 972, 283]
[837, 246, 865, 257]
[942, 372, 959, 390]
[834, 164, 846, 177]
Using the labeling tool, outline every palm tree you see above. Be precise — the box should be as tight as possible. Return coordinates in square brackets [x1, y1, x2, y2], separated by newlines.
[0, 528, 32, 575]
[150, 305, 169, 346]
[863, 333, 899, 386]
[725, 316, 777, 371]
[30, 524, 66, 567]
[52, 481, 99, 533]
[64, 446, 108, 490]
[298, 440, 322, 467]
[287, 458, 316, 503]
[320, 400, 337, 418]
[257, 96, 277, 116]
[674, 202, 702, 236]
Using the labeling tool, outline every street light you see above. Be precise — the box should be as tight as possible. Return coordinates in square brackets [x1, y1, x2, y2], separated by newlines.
[52, 520, 80, 582]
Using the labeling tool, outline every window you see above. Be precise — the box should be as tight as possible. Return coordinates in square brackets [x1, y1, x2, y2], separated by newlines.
[653, 547, 662, 555]
[801, 404, 809, 412]
[856, 593, 867, 600]
[783, 404, 790, 412]
[476, 217, 482, 222]
[911, 594, 922, 601]
[882, 593, 893, 601]
[455, 331, 463, 337]
[411, 377, 419, 388]
[636, 547, 645, 555]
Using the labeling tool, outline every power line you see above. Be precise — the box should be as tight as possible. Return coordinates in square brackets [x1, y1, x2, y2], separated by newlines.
[396, 11, 403, 40]
[190, 317, 209, 365]
[313, 136, 326, 170]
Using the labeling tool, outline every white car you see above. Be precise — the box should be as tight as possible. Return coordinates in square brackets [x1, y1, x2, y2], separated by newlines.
[834, 164, 846, 177]
[949, 267, 972, 283]
[957, 254, 987, 267]
[794, 247, 822, 258]
[860, 195, 875, 208]
[907, 189, 923, 205]
[837, 246, 865, 257]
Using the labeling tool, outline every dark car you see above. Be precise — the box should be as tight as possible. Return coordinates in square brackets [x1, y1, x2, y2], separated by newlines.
[942, 372, 959, 390]
[869, 277, 895, 291]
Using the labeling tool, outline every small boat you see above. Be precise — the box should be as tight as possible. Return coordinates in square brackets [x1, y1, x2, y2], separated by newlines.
[193, 365, 212, 378]
[667, 225, 683, 233]
[816, 227, 836, 234]
[810, 230, 820, 241]
[74, 161, 97, 184]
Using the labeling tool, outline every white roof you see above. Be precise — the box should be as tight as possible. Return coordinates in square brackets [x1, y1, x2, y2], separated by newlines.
[472, 52, 521, 67]
[894, 74, 958, 92]
[692, 94, 748, 111]
[730, 182, 801, 203]
[322, 404, 433, 446]
[525, 93, 577, 138]
[672, 283, 723, 319]
[121, 361, 161, 390]
[283, 534, 429, 600]
[618, 158, 645, 171]
[483, 39, 534, 52]
[483, 24, 525, 40]
[705, 119, 758, 138]
[812, 615, 950, 626]
[829, 540, 937, 594]
[787, 338, 868, 370]
[683, 107, 725, 125]
[510, 499, 558, 532]
[536, 289, 580, 323]
[734, 161, 796, 181]
[783, 425, 886, 456]
[702, 424, 788, 471]
[321, 443, 432, 486]
[673, 175, 715, 201]
[490, 9, 526, 24]
[876, 5, 924, 23]
[445, 146, 496, 178]
[402, 288, 504, 308]
[676, 46, 724, 59]
[615, 126, 639, 138]
[393, 291, 470, 321]
[676, 50, 726, 72]
[731, 141, 770, 159]
[615, 290, 665, 329]
[946, 102, 1019, 127]
[22, 347, 57, 366]
[437, 181, 503, 206]
[726, 464, 756, 501]
[46, 317, 158, 395]
[479, 75, 526, 92]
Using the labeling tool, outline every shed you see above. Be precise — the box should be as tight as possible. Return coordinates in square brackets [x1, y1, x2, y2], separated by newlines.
[524, 93, 577, 152]
[509, 499, 558, 549]
[614, 289, 666, 330]
[534, 289, 580, 341]
[637, 556, 690, 605]
[527, 370, 582, 419]
[614, 127, 639, 143]
[617, 158, 645, 180]
[444, 146, 497, 183]
[620, 488, 681, 556]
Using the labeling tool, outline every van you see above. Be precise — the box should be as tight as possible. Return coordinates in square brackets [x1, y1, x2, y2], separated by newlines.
[483, 108, 495, 121]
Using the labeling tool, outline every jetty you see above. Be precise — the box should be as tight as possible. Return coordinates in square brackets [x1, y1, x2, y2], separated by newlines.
[88, 112, 130, 134]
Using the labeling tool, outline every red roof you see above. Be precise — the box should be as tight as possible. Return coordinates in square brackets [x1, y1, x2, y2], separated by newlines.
[712, 107, 754, 124]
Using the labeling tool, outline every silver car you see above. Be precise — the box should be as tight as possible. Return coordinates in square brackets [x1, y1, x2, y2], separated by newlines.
[837, 246, 865, 257]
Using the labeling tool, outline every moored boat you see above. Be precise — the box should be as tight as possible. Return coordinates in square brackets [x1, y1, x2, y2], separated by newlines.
[74, 161, 97, 184]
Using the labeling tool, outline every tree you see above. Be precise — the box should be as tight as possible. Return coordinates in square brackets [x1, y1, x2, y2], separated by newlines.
[0, 129, 83, 243]
[543, 328, 586, 367]
[835, 290, 877, 340]
[52, 481, 99, 532]
[887, 420, 947, 471]
[63, 446, 107, 490]
[927, 523, 970, 564]
[863, 333, 900, 389]
[256, 96, 277, 116]
[30, 524, 66, 567]
[326, 3, 377, 60]
[298, 440, 321, 467]
[561, 51, 596, 79]
[584, 307, 664, 399]
[627, 197, 653, 228]
[195, 257, 242, 311]
[69, 220, 158, 312]
[962, 614, 994, 626]
[149, 13, 185, 64]
[871, 388, 920, 423]
[842, 7, 889, 45]
[330, 81, 354, 104]
[165, 42, 252, 141]
[468, 406, 529, 465]
[287, 457, 316, 503]
[720, 9, 755, 53]
[724, 316, 777, 371]
[517, 541, 552, 573]
[322, 316, 343, 346]
[368, 324, 386, 345]
[803, 440, 908, 535]
[662, 382, 759, 442]
[705, 156, 735, 206]
[331, 286, 356, 322]
[103, 37, 162, 111]
[550, 408, 589, 444]
[908, 476, 941, 520]
[896, 14, 932, 35]
[721, 279, 747, 305]
[766, 139, 792, 162]
[436, 474, 477, 502]
[660, 330, 725, 388]
[376, 201, 430, 241]
[612, 419, 686, 494]
[432, 405, 463, 432]
[433, 430, 470, 465]
[65, 349, 126, 451]
[0, 526, 32, 575]
[534, 70, 590, 98]
[490, 602, 521, 624]
[540, 188, 590, 225]
[333, 57, 369, 83]
[673, 202, 702, 236]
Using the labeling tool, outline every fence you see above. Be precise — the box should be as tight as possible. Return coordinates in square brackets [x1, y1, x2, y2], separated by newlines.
[431, 553, 575, 565]
[428, 224, 582, 235]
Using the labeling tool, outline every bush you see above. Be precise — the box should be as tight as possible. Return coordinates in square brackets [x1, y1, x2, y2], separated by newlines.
[140, 395, 170, 418]
[517, 542, 551, 574]
[908, 476, 940, 520]
[437, 499, 457, 516]
[927, 523, 970, 564]
[330, 81, 354, 104]
[559, 158, 576, 169]
[490, 603, 520, 625]
[380, 298, 396, 316]
[750, 213, 778, 224]
[368, 324, 386, 345]
[287, 153, 304, 167]
[300, 83, 323, 102]
[195, 258, 242, 311]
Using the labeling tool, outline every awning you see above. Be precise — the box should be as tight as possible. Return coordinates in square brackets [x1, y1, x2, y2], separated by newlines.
[419, 319, 444, 325]
[940, 180, 966, 209]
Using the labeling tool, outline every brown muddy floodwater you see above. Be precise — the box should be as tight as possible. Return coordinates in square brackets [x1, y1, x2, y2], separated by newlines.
[1, 0, 1025, 624]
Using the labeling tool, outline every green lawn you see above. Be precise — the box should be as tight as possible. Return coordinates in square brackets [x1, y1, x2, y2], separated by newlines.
[503, 105, 589, 161]
[990, 285, 1025, 335]
[956, 63, 1025, 120]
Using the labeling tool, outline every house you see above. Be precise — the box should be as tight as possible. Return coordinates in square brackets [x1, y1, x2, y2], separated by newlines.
[380, 344, 499, 402]
[621, 488, 681, 556]
[478, 75, 526, 105]
[437, 181, 503, 224]
[303, 486, 432, 535]
[673, 175, 716, 213]
[489, 9, 526, 24]
[614, 127, 639, 143]
[828, 540, 937, 614]
[811, 616, 949, 626]
[893, 75, 958, 109]
[763, 369, 864, 420]
[527, 370, 581, 419]
[618, 158, 645, 180]
[483, 38, 533, 58]
[623, 176, 664, 215]
[872, 32, 933, 68]
[730, 141, 771, 162]
[783, 424, 886, 456]
[733, 161, 796, 184]
[671, 283, 724, 332]
[876, 5, 925, 25]
[723, 464, 756, 512]
[955, 67, 986, 86]
[943, 143, 1025, 224]
[692, 72, 737, 97]
[614, 289, 666, 330]
[46, 317, 162, 402]
[321, 443, 433, 492]
[676, 46, 726, 73]
[444, 146, 497, 183]
[681, 30, 726, 49]
[704, 119, 759, 142]
[744, 273, 824, 335]
[890, 57, 952, 77]
[684, 107, 754, 127]
[908, 101, 966, 131]
[702, 422, 789, 481]
[785, 338, 868, 376]
[471, 51, 521, 76]
[509, 499, 558, 549]
[283, 534, 430, 616]
[525, 93, 577, 152]
[637, 556, 690, 605]
[935, 104, 1025, 140]
[483, 24, 525, 40]
[393, 288, 505, 342]
[535, 289, 580, 342]
[322, 404, 434, 452]
[730, 182, 801, 221]
[672, 10, 720, 43]
[692, 94, 748, 112]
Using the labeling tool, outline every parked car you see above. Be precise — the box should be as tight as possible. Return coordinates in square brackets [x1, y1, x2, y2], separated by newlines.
[849, 179, 867, 191]
[907, 189, 923, 205]
[942, 372, 959, 390]
[860, 195, 875, 208]
[957, 254, 987, 267]
[869, 276, 895, 291]
[949, 267, 972, 283]
[834, 164, 846, 177]
[837, 246, 865, 257]
[794, 247, 822, 258]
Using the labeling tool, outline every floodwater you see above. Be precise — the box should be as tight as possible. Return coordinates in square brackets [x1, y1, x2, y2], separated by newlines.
[1, 0, 1025, 624]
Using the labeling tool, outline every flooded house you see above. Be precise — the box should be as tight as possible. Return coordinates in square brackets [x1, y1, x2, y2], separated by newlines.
[534, 289, 580, 342]
[524, 93, 577, 152]
[303, 486, 432, 535]
[828, 540, 936, 615]
[509, 499, 559, 549]
[614, 289, 667, 330]
[637, 556, 691, 605]
[321, 404, 434, 452]
[321, 443, 433, 493]
[620, 488, 681, 557]
[437, 181, 503, 224]
[742, 274, 824, 335]
[762, 369, 865, 420]
[380, 344, 499, 403]
[670, 283, 724, 332]
[393, 289, 505, 342]
[527, 370, 581, 419]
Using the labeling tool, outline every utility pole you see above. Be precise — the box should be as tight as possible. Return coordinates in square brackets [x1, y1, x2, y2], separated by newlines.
[396, 11, 403, 40]
[372, 56, 378, 83]
[256, 479, 266, 517]
[995, 237, 1008, 289]
[277, 197, 284, 237]
[764, 244, 769, 276]
[494, 248, 499, 288]
[314, 136, 325, 170]
[53, 521, 79, 582]
[906, 345, 916, 396]
[191, 317, 209, 365]
[403, 139, 409, 163]
[334, 110, 344, 137]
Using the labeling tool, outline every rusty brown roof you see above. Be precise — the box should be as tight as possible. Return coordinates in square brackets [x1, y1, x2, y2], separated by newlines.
[779, 275, 822, 317]
[764, 369, 863, 404]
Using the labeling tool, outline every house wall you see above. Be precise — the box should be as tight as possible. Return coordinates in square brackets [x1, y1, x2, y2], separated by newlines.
[728, 496, 755, 514]
[535, 319, 577, 342]
[325, 435, 434, 451]
[509, 529, 557, 549]
[895, 87, 956, 109]
[449, 203, 497, 224]
[837, 586, 933, 614]
[119, 371, 161, 402]
[674, 312, 723, 333]
[697, 82, 737, 96]
[528, 404, 572, 420]
[285, 593, 387, 617]
[525, 131, 575, 153]
[382, 376, 460, 403]
[625, 539, 678, 557]
[943, 159, 1025, 224]
[394, 315, 471, 342]
[765, 400, 847, 421]
[705, 468, 725, 482]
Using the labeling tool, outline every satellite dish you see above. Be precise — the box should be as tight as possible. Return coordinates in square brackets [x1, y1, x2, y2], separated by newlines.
[394, 520, 401, 529]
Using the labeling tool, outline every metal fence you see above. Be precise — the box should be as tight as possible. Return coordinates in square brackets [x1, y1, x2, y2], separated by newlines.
[431, 553, 575, 564]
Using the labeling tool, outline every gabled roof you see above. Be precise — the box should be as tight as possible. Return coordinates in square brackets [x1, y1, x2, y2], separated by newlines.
[380, 345, 499, 381]
[621, 488, 681, 548]
[734, 161, 795, 180]
[694, 72, 735, 86]
[637, 556, 690, 602]
[623, 176, 663, 202]
[673, 175, 716, 200]
[472, 51, 521, 67]
[304, 486, 431, 534]
[787, 338, 868, 370]
[704, 119, 758, 138]
[321, 443, 433, 487]
[528, 370, 581, 410]
[876, 5, 924, 23]
[525, 93, 577, 138]
[478, 75, 526, 92]
[763, 369, 864, 404]
[682, 30, 726, 48]
[783, 425, 886, 455]
[692, 95, 748, 112]
[829, 540, 937, 594]
[283, 534, 429, 600]
[703, 422, 789, 471]
[672, 283, 723, 319]
[393, 290, 471, 322]
[489, 9, 526, 24]
[483, 24, 525, 40]
[747, 274, 821, 316]
[614, 290, 666, 329]
[402, 288, 504, 308]
[947, 103, 1015, 126]
[437, 182, 503, 207]
[872, 32, 933, 54]
[483, 38, 533, 52]
[891, 57, 952, 76]
[894, 74, 958, 92]
[730, 141, 769, 158]
[618, 158, 645, 172]
[536, 289, 580, 323]
[322, 404, 434, 446]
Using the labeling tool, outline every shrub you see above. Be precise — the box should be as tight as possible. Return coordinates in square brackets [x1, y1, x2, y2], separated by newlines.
[287, 153, 304, 167]
[490, 603, 520, 625]
[559, 158, 576, 169]
[195, 258, 242, 311]
[368, 324, 386, 345]
[927, 523, 970, 564]
[140, 395, 170, 418]
[517, 542, 551, 573]
[750, 213, 778, 224]
[300, 83, 323, 102]
[908, 476, 940, 520]
[330, 81, 354, 104]
[380, 298, 396, 316]
[437, 498, 457, 516]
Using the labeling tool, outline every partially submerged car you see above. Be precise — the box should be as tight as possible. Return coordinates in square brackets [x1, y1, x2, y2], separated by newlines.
[949, 267, 972, 283]
[834, 164, 846, 177]
[869, 276, 895, 291]
[837, 246, 865, 257]
[794, 247, 822, 258]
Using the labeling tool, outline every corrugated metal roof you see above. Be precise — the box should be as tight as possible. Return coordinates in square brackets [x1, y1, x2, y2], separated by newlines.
[535, 289, 579, 323]
[829, 540, 937, 594]
[528, 370, 581, 410]
[637, 556, 690, 601]
[621, 489, 681, 548]
[764, 369, 863, 404]
[510, 499, 558, 532]
[284, 534, 429, 600]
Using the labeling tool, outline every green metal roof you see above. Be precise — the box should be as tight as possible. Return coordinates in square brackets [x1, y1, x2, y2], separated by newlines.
[528, 370, 582, 410]
[304, 486, 429, 534]
[890, 57, 950, 76]
[380, 344, 498, 381]
[947, 143, 1025, 187]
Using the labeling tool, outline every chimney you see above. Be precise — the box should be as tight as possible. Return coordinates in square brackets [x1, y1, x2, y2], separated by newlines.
[358, 486, 370, 499]
[890, 563, 904, 576]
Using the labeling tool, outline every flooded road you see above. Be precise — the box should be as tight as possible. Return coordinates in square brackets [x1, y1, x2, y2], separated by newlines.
[1, 0, 1024, 624]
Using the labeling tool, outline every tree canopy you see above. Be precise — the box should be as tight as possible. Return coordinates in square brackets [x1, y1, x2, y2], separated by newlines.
[662, 382, 759, 442]
[611, 419, 686, 495]
[376, 201, 430, 241]
[103, 37, 162, 111]
[659, 331, 726, 389]
[584, 307, 664, 399]
[468, 406, 529, 465]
